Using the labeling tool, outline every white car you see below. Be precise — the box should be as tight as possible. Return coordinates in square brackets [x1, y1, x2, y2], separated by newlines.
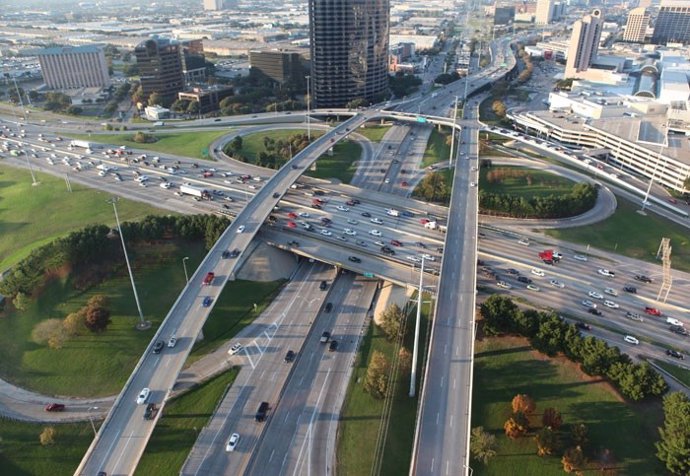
[369, 229, 382, 237]
[136, 388, 151, 405]
[518, 238, 530, 246]
[470, 181, 477, 187]
[298, 212, 310, 218]
[384, 178, 391, 184]
[226, 433, 240, 452]
[347, 218, 359, 225]
[167, 336, 177, 348]
[344, 228, 357, 236]
[624, 335, 640, 345]
[667, 317, 684, 327]
[420, 254, 436, 262]
[526, 284, 540, 292]
[604, 287, 617, 296]
[582, 299, 596, 308]
[406, 255, 421, 263]
[531, 268, 545, 277]
[603, 300, 619, 309]
[237, 225, 245, 234]
[588, 291, 604, 300]
[336, 205, 350, 212]
[159, 182, 172, 189]
[597, 269, 615, 277]
[549, 279, 565, 288]
[228, 343, 243, 355]
[497, 281, 512, 289]
[370, 218, 383, 225]
[320, 229, 332, 236]
[573, 254, 588, 262]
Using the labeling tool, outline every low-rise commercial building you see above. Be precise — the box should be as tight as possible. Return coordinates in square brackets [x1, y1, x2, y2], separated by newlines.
[177, 85, 234, 113]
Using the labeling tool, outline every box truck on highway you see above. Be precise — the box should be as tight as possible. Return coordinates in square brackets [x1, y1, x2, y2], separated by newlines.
[179, 184, 211, 200]
[70, 140, 94, 149]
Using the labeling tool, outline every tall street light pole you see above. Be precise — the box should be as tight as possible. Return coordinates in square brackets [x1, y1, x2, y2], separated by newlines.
[108, 197, 149, 330]
[88, 406, 99, 437]
[409, 255, 425, 397]
[449, 96, 459, 169]
[182, 256, 190, 283]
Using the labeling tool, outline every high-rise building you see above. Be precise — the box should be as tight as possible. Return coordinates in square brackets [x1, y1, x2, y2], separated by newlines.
[565, 9, 603, 77]
[249, 50, 305, 87]
[652, 0, 690, 44]
[309, 0, 390, 108]
[623, 7, 650, 43]
[494, 6, 516, 25]
[203, 0, 223, 11]
[638, 0, 652, 8]
[535, 0, 555, 24]
[36, 45, 109, 90]
[134, 37, 184, 105]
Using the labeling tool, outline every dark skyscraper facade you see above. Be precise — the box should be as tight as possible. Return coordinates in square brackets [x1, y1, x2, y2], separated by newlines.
[309, 0, 390, 107]
[134, 37, 184, 104]
[652, 1, 690, 44]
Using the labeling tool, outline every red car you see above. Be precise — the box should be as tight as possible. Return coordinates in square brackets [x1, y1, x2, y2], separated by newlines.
[45, 403, 65, 412]
[346, 200, 356, 206]
[287, 221, 297, 228]
[420, 218, 430, 225]
[401, 181, 409, 187]
[202, 272, 215, 286]
[644, 306, 661, 316]
[288, 212, 297, 219]
[391, 239, 403, 247]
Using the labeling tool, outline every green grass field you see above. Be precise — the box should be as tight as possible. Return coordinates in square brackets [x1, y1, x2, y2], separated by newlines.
[472, 337, 665, 475]
[421, 129, 452, 168]
[67, 130, 231, 160]
[479, 165, 576, 198]
[189, 279, 286, 362]
[0, 166, 168, 270]
[0, 242, 281, 397]
[0, 419, 93, 475]
[356, 125, 390, 142]
[337, 297, 432, 476]
[546, 198, 690, 272]
[653, 359, 690, 387]
[135, 369, 239, 475]
[239, 129, 363, 183]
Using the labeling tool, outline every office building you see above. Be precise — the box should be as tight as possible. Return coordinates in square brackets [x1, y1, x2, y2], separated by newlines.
[623, 8, 650, 43]
[494, 6, 516, 25]
[309, 0, 390, 108]
[181, 39, 207, 84]
[37, 45, 109, 90]
[535, 0, 555, 24]
[652, 0, 690, 44]
[249, 50, 304, 87]
[135, 37, 184, 105]
[565, 9, 604, 77]
[178, 85, 234, 113]
[203, 0, 223, 11]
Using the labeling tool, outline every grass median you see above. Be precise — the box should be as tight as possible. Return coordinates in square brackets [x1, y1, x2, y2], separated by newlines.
[0, 166, 167, 270]
[471, 336, 665, 475]
[479, 165, 576, 198]
[135, 368, 239, 475]
[67, 130, 231, 160]
[653, 359, 690, 387]
[545, 198, 690, 272]
[421, 129, 451, 168]
[337, 295, 432, 476]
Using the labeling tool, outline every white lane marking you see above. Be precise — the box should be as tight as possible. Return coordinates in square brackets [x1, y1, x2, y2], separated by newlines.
[111, 429, 136, 474]
[292, 368, 332, 476]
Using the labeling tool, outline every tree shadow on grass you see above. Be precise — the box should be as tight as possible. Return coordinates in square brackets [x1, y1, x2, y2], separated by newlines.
[475, 345, 532, 358]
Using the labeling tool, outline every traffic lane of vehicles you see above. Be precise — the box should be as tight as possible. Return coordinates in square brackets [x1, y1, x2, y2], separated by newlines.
[478, 269, 690, 353]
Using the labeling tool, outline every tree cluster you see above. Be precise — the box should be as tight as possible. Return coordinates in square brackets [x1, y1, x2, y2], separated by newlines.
[0, 214, 230, 299]
[656, 391, 690, 475]
[378, 304, 405, 341]
[389, 72, 423, 98]
[434, 72, 461, 85]
[413, 171, 451, 204]
[363, 350, 390, 399]
[516, 44, 535, 84]
[133, 132, 157, 143]
[480, 295, 668, 401]
[43, 92, 72, 113]
[224, 133, 312, 169]
[479, 182, 598, 219]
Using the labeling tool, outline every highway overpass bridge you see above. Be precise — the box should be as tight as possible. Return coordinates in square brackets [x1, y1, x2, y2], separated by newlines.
[76, 37, 519, 475]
